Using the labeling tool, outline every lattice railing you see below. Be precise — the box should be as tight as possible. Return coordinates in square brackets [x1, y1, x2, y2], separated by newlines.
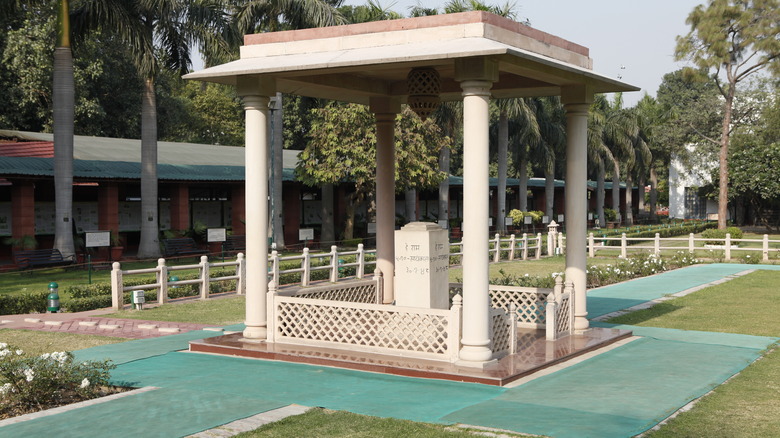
[545, 276, 574, 341]
[280, 277, 381, 304]
[268, 293, 462, 362]
[490, 307, 516, 358]
[449, 283, 551, 328]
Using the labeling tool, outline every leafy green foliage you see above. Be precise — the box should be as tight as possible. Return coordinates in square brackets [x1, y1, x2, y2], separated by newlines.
[701, 227, 744, 244]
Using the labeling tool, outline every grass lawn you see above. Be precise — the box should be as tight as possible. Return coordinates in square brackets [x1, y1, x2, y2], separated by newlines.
[606, 270, 780, 437]
[0, 329, 127, 357]
[235, 408, 534, 438]
[104, 295, 245, 325]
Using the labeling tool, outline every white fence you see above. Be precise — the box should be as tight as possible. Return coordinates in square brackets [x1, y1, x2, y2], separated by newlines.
[587, 232, 780, 261]
[110, 254, 245, 310]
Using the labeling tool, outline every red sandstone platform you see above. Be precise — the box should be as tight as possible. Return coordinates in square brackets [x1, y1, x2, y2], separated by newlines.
[190, 327, 632, 386]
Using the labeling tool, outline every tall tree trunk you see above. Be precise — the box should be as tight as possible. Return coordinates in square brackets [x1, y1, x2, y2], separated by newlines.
[137, 77, 161, 259]
[518, 157, 528, 212]
[497, 111, 508, 234]
[544, 167, 554, 220]
[612, 162, 621, 224]
[637, 173, 645, 218]
[271, 92, 285, 249]
[320, 183, 335, 245]
[597, 162, 605, 228]
[438, 146, 450, 227]
[53, 1, 75, 258]
[625, 173, 634, 226]
[717, 87, 735, 230]
[649, 167, 658, 222]
[405, 189, 417, 222]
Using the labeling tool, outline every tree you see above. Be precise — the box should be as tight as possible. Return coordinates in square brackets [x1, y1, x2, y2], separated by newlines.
[675, 0, 780, 229]
[53, 0, 75, 258]
[73, 0, 232, 259]
[297, 103, 447, 239]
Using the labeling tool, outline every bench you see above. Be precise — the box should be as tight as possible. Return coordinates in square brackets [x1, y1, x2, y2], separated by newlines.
[162, 238, 208, 258]
[13, 248, 74, 270]
[223, 235, 246, 254]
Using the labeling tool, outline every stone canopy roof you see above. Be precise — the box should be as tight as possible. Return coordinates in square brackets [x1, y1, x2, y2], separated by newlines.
[185, 11, 638, 104]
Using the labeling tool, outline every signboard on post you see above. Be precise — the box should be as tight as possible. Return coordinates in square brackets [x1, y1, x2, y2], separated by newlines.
[524, 216, 532, 225]
[505, 217, 513, 226]
[367, 222, 377, 234]
[558, 214, 564, 223]
[207, 228, 226, 243]
[299, 228, 314, 241]
[85, 231, 110, 248]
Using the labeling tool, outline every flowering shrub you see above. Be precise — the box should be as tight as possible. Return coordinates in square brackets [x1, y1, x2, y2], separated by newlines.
[0, 343, 116, 419]
[492, 251, 699, 289]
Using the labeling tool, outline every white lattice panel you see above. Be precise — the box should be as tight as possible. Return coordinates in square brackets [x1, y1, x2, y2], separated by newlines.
[274, 297, 452, 360]
[555, 294, 572, 335]
[489, 286, 550, 326]
[295, 283, 376, 303]
[490, 309, 513, 357]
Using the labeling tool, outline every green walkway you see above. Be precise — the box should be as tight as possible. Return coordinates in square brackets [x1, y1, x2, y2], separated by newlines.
[1, 265, 778, 438]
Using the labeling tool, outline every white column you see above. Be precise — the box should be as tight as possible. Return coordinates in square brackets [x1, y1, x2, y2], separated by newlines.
[370, 98, 400, 303]
[562, 86, 592, 333]
[241, 94, 269, 339]
[459, 79, 494, 362]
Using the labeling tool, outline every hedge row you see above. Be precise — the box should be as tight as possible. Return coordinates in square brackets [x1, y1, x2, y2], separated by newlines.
[0, 291, 49, 315]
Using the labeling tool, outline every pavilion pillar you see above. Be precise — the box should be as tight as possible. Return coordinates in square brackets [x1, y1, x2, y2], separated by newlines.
[562, 85, 593, 332]
[231, 185, 246, 235]
[370, 97, 400, 303]
[238, 76, 275, 341]
[98, 182, 119, 235]
[456, 58, 497, 364]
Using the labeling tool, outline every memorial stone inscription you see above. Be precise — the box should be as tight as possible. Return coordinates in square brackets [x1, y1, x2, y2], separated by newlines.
[394, 222, 449, 309]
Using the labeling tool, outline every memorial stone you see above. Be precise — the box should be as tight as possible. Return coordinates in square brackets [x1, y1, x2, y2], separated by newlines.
[394, 222, 449, 309]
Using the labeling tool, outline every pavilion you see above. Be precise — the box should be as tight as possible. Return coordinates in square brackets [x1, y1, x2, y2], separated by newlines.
[185, 11, 637, 368]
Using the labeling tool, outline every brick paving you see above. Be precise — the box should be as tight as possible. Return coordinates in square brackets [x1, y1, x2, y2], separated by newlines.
[0, 314, 219, 339]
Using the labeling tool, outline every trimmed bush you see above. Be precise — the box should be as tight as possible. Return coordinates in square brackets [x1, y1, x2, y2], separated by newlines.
[0, 292, 49, 315]
[702, 227, 744, 244]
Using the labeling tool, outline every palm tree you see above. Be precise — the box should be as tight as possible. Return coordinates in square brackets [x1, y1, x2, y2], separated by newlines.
[53, 0, 75, 259]
[73, 0, 231, 259]
[527, 97, 565, 221]
[433, 101, 462, 229]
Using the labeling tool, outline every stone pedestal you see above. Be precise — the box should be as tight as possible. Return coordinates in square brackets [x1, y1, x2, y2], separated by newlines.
[394, 222, 449, 309]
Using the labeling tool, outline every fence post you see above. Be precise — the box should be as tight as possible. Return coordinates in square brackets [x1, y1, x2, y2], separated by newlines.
[157, 258, 168, 304]
[449, 293, 463, 362]
[725, 233, 732, 260]
[301, 248, 310, 286]
[521, 233, 529, 260]
[493, 233, 501, 263]
[329, 245, 338, 283]
[689, 233, 695, 253]
[621, 233, 627, 258]
[588, 233, 595, 258]
[236, 253, 246, 295]
[654, 233, 661, 256]
[763, 234, 769, 262]
[535, 233, 542, 260]
[111, 262, 123, 310]
[356, 243, 365, 279]
[271, 250, 280, 286]
[199, 255, 210, 299]
[508, 303, 518, 354]
[373, 268, 383, 304]
[509, 234, 516, 260]
[266, 280, 277, 343]
[557, 233, 565, 255]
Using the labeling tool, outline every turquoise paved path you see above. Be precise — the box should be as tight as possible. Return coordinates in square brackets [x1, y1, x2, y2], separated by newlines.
[1, 264, 778, 438]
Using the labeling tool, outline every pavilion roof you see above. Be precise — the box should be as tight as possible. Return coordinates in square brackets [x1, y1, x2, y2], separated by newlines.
[185, 12, 638, 104]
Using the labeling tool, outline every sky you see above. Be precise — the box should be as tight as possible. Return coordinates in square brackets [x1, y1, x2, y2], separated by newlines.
[341, 0, 707, 107]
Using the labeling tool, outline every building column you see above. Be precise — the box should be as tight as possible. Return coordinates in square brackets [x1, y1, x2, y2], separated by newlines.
[562, 85, 593, 332]
[238, 76, 275, 341]
[283, 184, 301, 245]
[169, 184, 189, 231]
[370, 97, 400, 303]
[456, 58, 497, 364]
[11, 180, 36, 239]
[98, 182, 119, 234]
[231, 184, 245, 235]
